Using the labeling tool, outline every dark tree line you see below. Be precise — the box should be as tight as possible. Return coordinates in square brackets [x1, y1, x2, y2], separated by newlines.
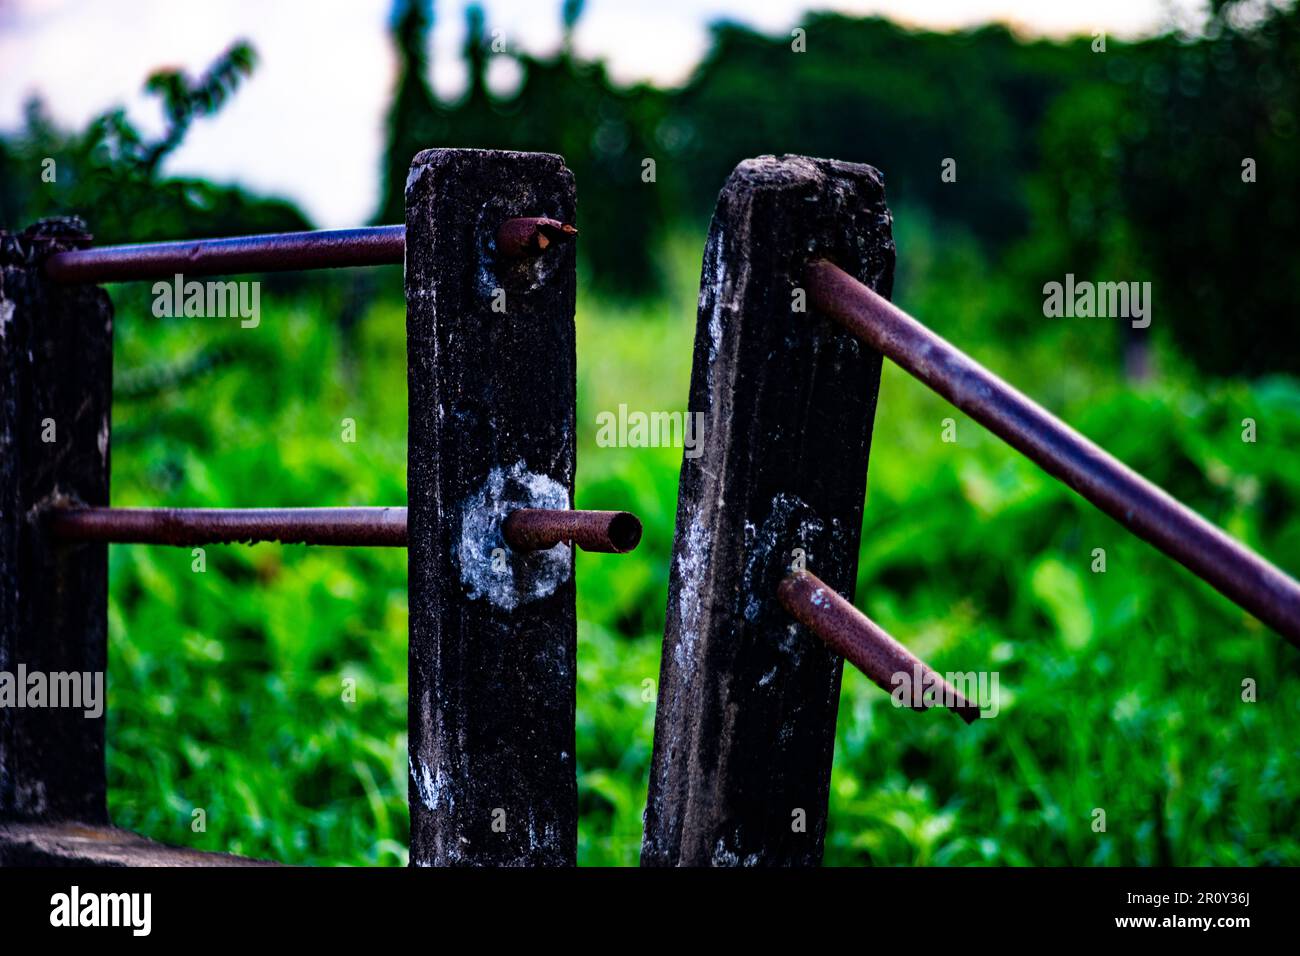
[2, 0, 1294, 374]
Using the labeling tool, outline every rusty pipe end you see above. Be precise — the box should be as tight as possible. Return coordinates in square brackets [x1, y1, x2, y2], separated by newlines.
[495, 217, 578, 259]
[780, 569, 980, 726]
[502, 508, 641, 554]
[593, 511, 643, 553]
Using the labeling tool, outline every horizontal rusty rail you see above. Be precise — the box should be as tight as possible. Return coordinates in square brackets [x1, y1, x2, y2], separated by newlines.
[779, 570, 979, 724]
[44, 226, 406, 283]
[502, 508, 642, 554]
[47, 507, 409, 547]
[41, 217, 576, 284]
[47, 505, 641, 553]
[806, 259, 1300, 647]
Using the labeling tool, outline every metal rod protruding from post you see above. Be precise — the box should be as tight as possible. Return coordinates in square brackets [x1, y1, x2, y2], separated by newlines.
[495, 217, 578, 259]
[778, 570, 980, 724]
[44, 225, 406, 283]
[805, 258, 1300, 648]
[43, 218, 577, 283]
[47, 507, 408, 547]
[502, 509, 642, 554]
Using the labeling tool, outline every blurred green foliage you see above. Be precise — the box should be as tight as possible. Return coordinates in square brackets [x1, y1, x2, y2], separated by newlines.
[2, 0, 1298, 866]
[100, 232, 1300, 866]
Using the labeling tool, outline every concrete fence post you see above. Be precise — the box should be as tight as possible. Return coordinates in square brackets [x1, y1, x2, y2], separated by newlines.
[405, 149, 579, 866]
[0, 218, 113, 824]
[641, 156, 895, 866]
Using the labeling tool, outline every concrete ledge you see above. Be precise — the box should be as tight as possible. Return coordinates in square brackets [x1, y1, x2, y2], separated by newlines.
[0, 822, 276, 866]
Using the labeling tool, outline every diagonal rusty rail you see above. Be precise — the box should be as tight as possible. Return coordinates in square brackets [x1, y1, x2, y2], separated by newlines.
[806, 259, 1300, 647]
[779, 570, 979, 724]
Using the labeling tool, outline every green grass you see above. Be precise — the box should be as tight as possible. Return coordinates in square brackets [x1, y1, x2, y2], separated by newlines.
[104, 226, 1300, 866]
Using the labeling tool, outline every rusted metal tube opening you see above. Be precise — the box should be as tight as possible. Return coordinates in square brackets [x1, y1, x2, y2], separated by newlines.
[805, 258, 1300, 648]
[778, 570, 980, 724]
[43, 225, 406, 284]
[502, 508, 643, 554]
[47, 506, 408, 547]
[496, 217, 578, 259]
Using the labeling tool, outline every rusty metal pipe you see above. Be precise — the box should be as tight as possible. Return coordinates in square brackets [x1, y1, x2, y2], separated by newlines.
[778, 570, 979, 724]
[47, 506, 408, 547]
[495, 217, 578, 259]
[49, 505, 645, 554]
[502, 509, 642, 554]
[806, 259, 1300, 647]
[44, 226, 407, 283]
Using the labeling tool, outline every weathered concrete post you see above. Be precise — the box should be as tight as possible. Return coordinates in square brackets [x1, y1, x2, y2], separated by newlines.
[0, 219, 113, 823]
[405, 149, 579, 866]
[641, 156, 895, 866]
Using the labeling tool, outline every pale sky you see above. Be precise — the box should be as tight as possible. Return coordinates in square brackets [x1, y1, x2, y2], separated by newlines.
[0, 0, 1209, 227]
